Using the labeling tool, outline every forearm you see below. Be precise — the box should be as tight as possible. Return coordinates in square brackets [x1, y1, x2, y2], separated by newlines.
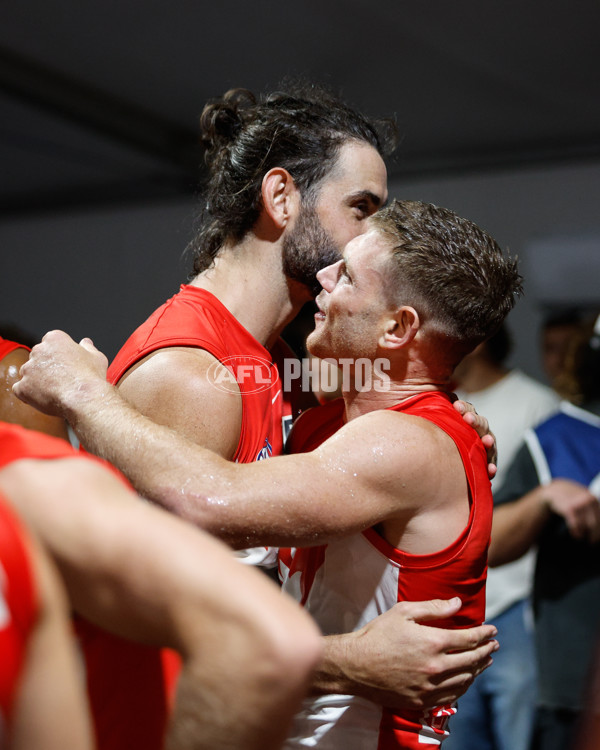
[312, 631, 402, 704]
[59, 380, 240, 528]
[488, 489, 551, 566]
[311, 632, 360, 697]
[62, 379, 186, 487]
[56, 382, 387, 549]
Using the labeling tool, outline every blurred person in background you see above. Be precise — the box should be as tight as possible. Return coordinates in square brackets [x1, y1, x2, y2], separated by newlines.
[489, 313, 600, 750]
[446, 323, 559, 750]
[540, 309, 582, 391]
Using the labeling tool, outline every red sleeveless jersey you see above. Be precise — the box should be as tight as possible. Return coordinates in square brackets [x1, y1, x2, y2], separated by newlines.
[108, 285, 281, 460]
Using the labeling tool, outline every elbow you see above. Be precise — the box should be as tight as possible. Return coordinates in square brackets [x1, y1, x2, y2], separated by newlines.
[169, 587, 322, 748]
[241, 597, 323, 706]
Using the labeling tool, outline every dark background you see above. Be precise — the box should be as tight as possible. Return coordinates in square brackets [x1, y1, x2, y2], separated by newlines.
[2, 0, 599, 377]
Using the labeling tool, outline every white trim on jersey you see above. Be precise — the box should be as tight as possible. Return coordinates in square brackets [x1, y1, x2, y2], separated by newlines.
[588, 472, 600, 501]
[560, 400, 600, 428]
[0, 561, 9, 628]
[524, 428, 552, 485]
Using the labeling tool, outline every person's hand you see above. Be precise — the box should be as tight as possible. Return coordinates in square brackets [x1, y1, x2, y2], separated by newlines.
[542, 478, 600, 543]
[326, 598, 498, 710]
[13, 330, 110, 418]
[453, 399, 497, 479]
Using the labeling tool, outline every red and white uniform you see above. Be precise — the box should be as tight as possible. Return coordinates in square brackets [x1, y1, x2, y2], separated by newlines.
[0, 492, 38, 742]
[279, 392, 493, 749]
[108, 285, 281, 460]
[0, 422, 169, 750]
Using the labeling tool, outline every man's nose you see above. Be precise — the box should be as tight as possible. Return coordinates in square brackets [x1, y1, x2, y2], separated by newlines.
[316, 259, 342, 291]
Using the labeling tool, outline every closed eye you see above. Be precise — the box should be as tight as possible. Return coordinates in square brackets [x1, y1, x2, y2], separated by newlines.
[348, 190, 384, 219]
[353, 201, 370, 218]
[338, 260, 352, 283]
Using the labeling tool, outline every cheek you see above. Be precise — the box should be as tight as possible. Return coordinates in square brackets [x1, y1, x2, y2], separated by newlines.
[320, 211, 365, 250]
[327, 296, 356, 329]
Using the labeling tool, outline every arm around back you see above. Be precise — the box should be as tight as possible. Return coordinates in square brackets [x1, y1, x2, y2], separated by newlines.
[13, 331, 499, 712]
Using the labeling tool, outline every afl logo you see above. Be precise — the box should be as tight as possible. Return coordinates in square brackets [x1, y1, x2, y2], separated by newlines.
[206, 355, 276, 395]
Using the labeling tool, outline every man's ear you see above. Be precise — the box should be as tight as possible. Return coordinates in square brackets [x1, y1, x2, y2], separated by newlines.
[260, 168, 300, 229]
[379, 306, 420, 349]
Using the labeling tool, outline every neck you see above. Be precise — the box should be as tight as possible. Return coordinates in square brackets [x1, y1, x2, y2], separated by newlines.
[341, 356, 451, 421]
[190, 236, 312, 349]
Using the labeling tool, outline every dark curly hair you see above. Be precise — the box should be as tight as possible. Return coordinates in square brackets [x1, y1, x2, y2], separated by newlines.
[188, 82, 397, 276]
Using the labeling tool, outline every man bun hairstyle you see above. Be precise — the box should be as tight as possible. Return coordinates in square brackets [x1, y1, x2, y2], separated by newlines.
[372, 200, 523, 362]
[199, 88, 254, 154]
[188, 81, 398, 276]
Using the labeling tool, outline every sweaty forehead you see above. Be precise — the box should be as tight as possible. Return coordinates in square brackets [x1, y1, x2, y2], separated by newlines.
[344, 228, 393, 267]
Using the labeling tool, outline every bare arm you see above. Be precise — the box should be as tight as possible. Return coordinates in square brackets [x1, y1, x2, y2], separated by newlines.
[15, 331, 497, 708]
[489, 478, 600, 567]
[0, 458, 322, 750]
[9, 524, 93, 750]
[15, 334, 469, 548]
[116, 346, 243, 459]
[19, 367, 462, 549]
[489, 487, 552, 567]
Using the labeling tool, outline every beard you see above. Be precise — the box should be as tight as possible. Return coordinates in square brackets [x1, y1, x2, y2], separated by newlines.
[282, 205, 340, 297]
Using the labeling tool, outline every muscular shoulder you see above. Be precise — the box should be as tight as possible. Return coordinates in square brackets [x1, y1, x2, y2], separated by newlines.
[319, 408, 462, 505]
[119, 346, 239, 394]
[116, 347, 242, 458]
[331, 406, 450, 447]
